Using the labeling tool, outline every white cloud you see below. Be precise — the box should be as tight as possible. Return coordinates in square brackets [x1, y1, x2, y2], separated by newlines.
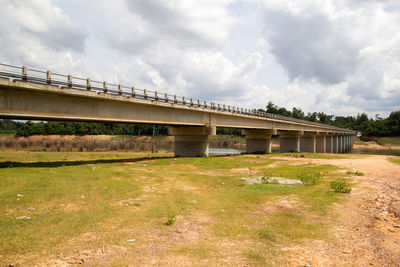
[0, 0, 87, 68]
[0, 0, 399, 117]
[256, 0, 400, 115]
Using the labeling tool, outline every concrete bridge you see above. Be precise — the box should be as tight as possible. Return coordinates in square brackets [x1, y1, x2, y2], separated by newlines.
[0, 63, 356, 157]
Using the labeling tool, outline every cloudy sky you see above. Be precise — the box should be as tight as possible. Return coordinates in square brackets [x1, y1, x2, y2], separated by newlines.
[0, 0, 399, 117]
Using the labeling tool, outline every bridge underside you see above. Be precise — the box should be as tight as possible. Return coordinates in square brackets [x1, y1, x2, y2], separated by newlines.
[0, 78, 356, 157]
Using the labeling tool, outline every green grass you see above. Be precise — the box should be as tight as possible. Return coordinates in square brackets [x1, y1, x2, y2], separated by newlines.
[346, 170, 364, 176]
[388, 156, 400, 165]
[379, 137, 400, 146]
[330, 180, 352, 193]
[0, 151, 352, 266]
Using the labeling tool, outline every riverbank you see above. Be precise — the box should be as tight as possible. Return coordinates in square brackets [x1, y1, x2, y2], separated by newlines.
[0, 135, 247, 152]
[1, 134, 399, 156]
[352, 138, 400, 156]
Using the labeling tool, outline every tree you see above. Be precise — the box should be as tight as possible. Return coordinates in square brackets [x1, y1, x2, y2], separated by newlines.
[292, 107, 305, 119]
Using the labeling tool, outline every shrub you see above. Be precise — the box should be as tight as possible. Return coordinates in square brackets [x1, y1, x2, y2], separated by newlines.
[330, 180, 352, 193]
[346, 170, 364, 176]
[296, 173, 321, 185]
[261, 176, 279, 184]
[165, 215, 176, 226]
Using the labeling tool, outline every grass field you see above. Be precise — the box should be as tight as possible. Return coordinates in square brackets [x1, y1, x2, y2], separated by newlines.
[0, 151, 353, 265]
[379, 137, 400, 146]
[388, 156, 400, 165]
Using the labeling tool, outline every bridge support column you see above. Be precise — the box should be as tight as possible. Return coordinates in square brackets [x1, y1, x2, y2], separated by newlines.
[279, 131, 301, 153]
[300, 132, 316, 153]
[169, 126, 216, 157]
[316, 133, 326, 153]
[349, 135, 353, 152]
[243, 129, 273, 154]
[345, 135, 349, 152]
[332, 135, 338, 153]
[338, 135, 343, 153]
[326, 134, 333, 153]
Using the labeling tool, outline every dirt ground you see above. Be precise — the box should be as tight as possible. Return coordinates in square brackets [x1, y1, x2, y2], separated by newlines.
[4, 153, 400, 266]
[270, 155, 400, 266]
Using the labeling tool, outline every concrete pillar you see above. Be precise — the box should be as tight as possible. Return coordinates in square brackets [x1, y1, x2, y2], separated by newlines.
[338, 135, 343, 153]
[279, 131, 301, 153]
[344, 135, 349, 152]
[333, 135, 338, 153]
[169, 126, 216, 157]
[349, 135, 353, 152]
[316, 133, 326, 153]
[326, 135, 333, 153]
[243, 129, 273, 154]
[300, 132, 316, 153]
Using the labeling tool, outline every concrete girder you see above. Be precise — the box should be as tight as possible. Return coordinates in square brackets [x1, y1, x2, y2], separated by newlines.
[0, 78, 356, 134]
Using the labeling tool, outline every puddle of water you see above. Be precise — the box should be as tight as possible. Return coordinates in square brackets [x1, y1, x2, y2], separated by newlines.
[208, 148, 243, 155]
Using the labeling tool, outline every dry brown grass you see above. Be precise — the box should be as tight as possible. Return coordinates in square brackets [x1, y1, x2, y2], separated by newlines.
[0, 135, 173, 152]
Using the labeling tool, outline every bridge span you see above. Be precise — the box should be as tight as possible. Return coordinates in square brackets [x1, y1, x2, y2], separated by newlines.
[0, 63, 356, 156]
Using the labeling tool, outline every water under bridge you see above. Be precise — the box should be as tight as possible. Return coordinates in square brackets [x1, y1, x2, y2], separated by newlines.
[0, 63, 356, 157]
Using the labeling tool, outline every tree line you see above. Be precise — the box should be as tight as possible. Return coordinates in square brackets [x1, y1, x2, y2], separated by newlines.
[0, 101, 398, 137]
[261, 101, 399, 136]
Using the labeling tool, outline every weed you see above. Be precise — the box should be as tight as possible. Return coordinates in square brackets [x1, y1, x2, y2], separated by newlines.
[165, 215, 176, 226]
[258, 230, 276, 242]
[388, 157, 400, 165]
[330, 180, 352, 193]
[261, 176, 279, 185]
[296, 172, 321, 185]
[346, 170, 364, 176]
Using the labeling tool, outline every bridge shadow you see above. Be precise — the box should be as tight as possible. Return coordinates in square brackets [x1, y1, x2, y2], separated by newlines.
[0, 156, 173, 169]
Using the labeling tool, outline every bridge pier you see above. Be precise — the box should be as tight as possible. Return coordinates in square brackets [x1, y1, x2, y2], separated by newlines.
[338, 135, 343, 153]
[169, 126, 216, 157]
[242, 130, 272, 154]
[243, 129, 273, 154]
[326, 134, 333, 153]
[316, 133, 326, 153]
[332, 135, 339, 153]
[348, 135, 353, 152]
[300, 132, 316, 153]
[279, 131, 301, 152]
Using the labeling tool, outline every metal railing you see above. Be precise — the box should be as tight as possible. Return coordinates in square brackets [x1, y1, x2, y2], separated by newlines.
[0, 63, 353, 132]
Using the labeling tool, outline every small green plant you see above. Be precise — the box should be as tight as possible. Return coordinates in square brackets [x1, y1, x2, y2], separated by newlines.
[261, 176, 279, 184]
[296, 173, 321, 185]
[330, 180, 352, 193]
[346, 170, 364, 176]
[165, 215, 176, 226]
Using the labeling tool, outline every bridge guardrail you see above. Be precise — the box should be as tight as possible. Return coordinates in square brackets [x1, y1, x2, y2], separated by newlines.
[0, 63, 353, 132]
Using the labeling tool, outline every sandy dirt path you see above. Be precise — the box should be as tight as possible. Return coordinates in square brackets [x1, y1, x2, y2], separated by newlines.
[271, 155, 400, 266]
